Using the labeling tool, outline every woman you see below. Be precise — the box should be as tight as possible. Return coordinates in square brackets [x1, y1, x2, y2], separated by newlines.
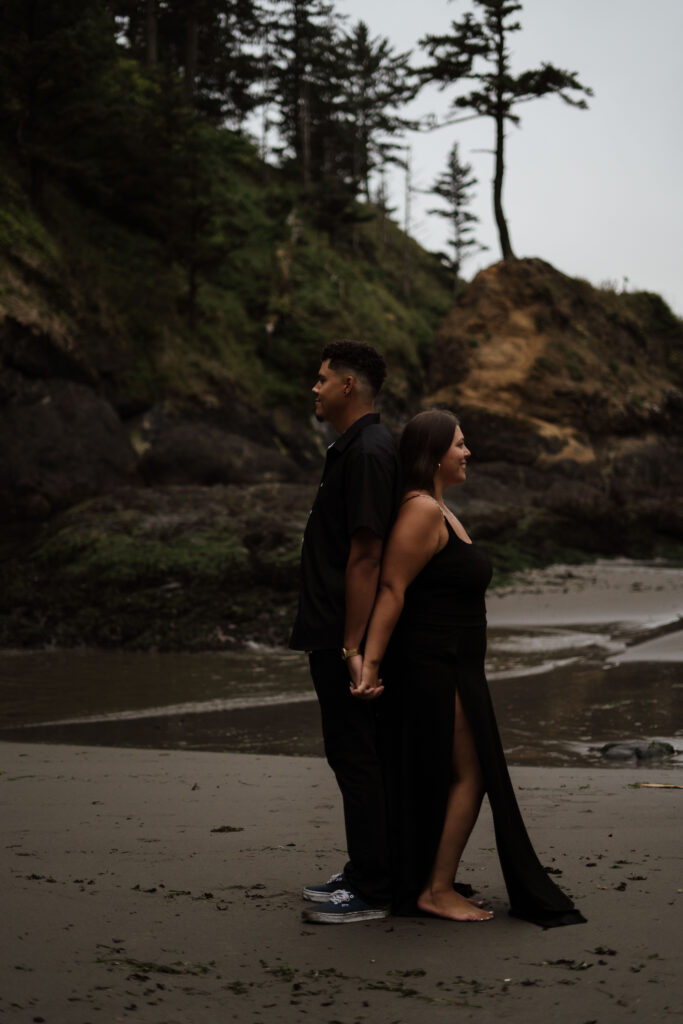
[353, 410, 585, 927]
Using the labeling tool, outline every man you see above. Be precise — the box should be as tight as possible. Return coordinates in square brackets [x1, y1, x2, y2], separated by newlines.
[290, 340, 401, 924]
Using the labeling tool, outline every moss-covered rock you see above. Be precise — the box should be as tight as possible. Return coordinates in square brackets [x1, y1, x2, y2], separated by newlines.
[2, 473, 680, 651]
[0, 484, 311, 650]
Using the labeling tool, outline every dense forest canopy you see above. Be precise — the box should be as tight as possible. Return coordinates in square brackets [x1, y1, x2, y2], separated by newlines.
[0, 0, 592, 282]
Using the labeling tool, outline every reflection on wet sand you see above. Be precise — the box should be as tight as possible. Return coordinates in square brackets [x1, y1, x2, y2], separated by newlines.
[489, 657, 682, 767]
[0, 560, 681, 768]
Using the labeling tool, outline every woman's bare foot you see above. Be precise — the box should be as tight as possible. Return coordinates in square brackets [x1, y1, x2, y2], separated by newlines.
[418, 888, 494, 921]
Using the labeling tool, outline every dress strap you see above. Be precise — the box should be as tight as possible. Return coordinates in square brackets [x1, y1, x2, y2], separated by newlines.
[401, 493, 446, 520]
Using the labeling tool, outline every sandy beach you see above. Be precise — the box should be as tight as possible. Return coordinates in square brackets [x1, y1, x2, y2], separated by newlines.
[2, 558, 681, 1021]
[2, 740, 682, 1023]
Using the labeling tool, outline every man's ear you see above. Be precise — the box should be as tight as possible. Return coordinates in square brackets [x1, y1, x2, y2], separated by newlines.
[344, 375, 354, 394]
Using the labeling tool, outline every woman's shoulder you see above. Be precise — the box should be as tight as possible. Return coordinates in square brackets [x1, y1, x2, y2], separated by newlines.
[387, 491, 447, 558]
[397, 492, 444, 525]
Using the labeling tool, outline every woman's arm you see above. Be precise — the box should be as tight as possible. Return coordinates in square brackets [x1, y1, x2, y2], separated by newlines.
[350, 498, 444, 698]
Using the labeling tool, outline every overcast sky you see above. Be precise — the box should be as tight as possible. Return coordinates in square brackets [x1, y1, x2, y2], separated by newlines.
[336, 0, 683, 315]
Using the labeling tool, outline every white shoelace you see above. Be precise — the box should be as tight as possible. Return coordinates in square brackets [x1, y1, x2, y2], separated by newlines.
[329, 889, 354, 905]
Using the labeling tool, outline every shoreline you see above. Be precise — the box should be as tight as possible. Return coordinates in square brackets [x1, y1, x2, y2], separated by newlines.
[1, 557, 681, 769]
[3, 741, 682, 1022]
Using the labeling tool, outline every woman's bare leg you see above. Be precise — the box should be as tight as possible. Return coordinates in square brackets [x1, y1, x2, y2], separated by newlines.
[417, 690, 493, 921]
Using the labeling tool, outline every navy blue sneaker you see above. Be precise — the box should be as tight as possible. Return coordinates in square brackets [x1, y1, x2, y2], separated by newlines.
[302, 871, 346, 902]
[301, 888, 389, 924]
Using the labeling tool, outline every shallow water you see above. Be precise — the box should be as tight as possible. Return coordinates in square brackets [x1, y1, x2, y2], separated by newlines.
[0, 617, 680, 768]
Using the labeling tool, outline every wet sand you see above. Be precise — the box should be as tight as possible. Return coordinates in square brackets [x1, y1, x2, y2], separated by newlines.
[486, 558, 683, 629]
[2, 741, 682, 1023]
[0, 657, 681, 767]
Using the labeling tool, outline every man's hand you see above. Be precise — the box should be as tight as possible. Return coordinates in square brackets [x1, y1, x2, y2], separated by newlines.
[349, 658, 384, 700]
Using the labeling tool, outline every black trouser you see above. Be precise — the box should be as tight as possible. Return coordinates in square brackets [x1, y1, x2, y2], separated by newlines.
[309, 649, 391, 906]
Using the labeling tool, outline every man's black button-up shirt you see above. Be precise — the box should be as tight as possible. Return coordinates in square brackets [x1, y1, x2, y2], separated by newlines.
[289, 413, 400, 651]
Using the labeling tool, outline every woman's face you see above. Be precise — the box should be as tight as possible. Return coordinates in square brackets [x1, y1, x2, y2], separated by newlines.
[437, 426, 471, 487]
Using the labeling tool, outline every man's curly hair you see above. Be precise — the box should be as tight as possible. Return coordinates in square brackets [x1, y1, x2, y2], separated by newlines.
[321, 340, 387, 397]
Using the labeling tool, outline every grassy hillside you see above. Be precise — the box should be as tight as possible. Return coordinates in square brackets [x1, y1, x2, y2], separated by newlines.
[0, 147, 454, 431]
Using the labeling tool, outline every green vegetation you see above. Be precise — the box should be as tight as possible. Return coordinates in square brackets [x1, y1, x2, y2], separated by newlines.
[31, 514, 250, 585]
[1, 491, 639, 651]
[0, 484, 309, 649]
[478, 540, 594, 588]
[1, 159, 452, 416]
[0, 0, 455, 421]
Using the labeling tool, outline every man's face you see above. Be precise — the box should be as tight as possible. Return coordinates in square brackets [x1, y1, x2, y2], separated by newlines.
[312, 360, 348, 424]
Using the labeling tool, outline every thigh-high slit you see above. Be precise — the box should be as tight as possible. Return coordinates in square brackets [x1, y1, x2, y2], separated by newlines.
[379, 522, 585, 927]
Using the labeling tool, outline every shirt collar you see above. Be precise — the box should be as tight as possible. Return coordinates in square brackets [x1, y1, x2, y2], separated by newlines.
[330, 412, 380, 455]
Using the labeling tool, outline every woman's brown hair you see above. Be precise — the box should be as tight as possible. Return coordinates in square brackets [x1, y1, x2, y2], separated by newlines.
[399, 409, 460, 494]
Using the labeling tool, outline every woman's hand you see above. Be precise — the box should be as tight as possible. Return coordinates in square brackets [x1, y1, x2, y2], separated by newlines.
[349, 659, 384, 700]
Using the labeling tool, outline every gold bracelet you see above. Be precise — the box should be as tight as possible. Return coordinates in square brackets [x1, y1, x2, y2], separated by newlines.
[341, 647, 360, 661]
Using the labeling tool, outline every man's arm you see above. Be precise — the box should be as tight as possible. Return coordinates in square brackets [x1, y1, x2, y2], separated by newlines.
[343, 527, 384, 689]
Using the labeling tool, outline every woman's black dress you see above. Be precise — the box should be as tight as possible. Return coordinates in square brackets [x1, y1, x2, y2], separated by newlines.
[380, 518, 585, 927]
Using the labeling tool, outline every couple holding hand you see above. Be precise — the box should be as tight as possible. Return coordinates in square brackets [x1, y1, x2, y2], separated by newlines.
[290, 341, 584, 929]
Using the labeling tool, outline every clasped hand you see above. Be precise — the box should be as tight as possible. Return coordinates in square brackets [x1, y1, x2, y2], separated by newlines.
[347, 654, 384, 701]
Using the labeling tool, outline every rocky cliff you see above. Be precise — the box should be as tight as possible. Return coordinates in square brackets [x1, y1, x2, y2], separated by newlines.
[427, 258, 682, 559]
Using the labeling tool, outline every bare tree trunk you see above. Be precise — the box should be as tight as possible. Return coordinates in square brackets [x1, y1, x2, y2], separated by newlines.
[452, 208, 461, 293]
[402, 146, 412, 296]
[361, 129, 371, 200]
[352, 130, 362, 193]
[260, 28, 270, 162]
[322, 134, 333, 176]
[351, 113, 369, 199]
[298, 82, 312, 187]
[492, 13, 515, 261]
[376, 166, 388, 257]
[493, 106, 514, 260]
[145, 0, 158, 66]
[184, 9, 198, 104]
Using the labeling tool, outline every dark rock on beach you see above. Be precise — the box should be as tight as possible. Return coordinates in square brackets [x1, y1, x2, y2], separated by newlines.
[600, 740, 676, 761]
[0, 482, 313, 650]
[0, 370, 139, 521]
[137, 416, 298, 487]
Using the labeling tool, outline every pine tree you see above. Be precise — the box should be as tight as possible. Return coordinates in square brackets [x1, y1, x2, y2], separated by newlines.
[338, 21, 418, 199]
[107, 0, 263, 123]
[420, 0, 592, 260]
[0, 0, 117, 206]
[268, 0, 345, 189]
[162, 118, 254, 325]
[428, 142, 485, 289]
